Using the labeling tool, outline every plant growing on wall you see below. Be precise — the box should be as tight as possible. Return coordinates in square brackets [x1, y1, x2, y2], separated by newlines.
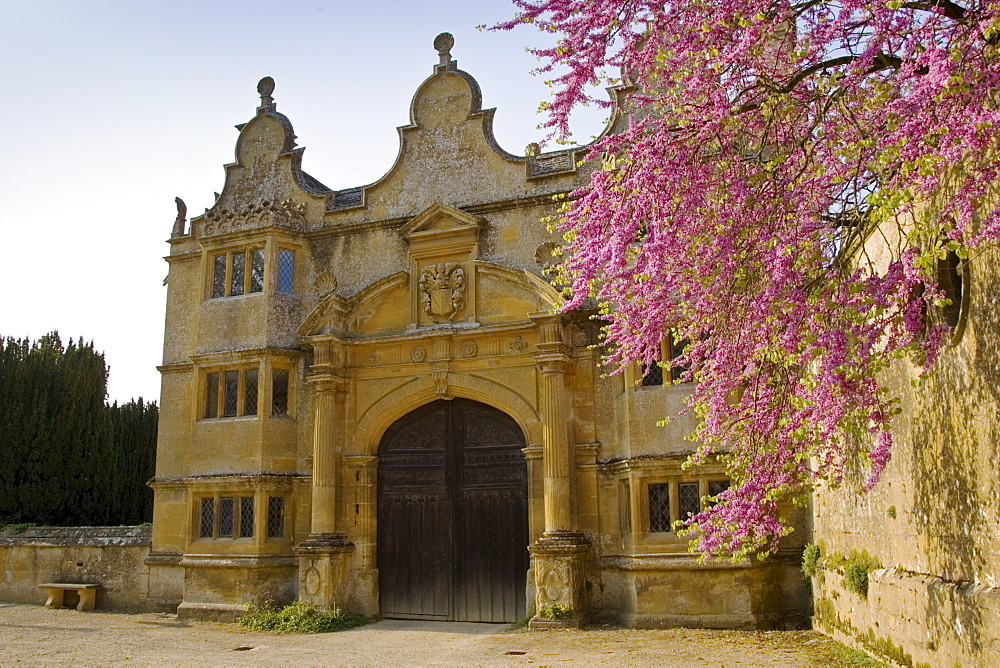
[500, 1, 1000, 559]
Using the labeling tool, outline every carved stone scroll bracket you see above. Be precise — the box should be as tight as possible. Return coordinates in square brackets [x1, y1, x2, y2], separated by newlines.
[294, 533, 355, 612]
[432, 363, 451, 399]
[528, 530, 591, 629]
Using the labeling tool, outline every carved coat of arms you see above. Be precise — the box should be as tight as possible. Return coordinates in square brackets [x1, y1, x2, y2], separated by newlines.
[420, 262, 466, 322]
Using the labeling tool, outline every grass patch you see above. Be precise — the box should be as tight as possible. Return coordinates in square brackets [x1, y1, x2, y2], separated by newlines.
[815, 640, 887, 667]
[238, 602, 368, 634]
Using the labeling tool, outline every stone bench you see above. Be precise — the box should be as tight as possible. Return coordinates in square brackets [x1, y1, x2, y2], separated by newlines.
[37, 583, 101, 611]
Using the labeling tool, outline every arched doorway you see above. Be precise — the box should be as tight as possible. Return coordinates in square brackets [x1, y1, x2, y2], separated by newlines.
[377, 398, 528, 622]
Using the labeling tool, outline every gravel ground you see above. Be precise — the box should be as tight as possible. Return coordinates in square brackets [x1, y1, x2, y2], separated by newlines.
[0, 603, 880, 666]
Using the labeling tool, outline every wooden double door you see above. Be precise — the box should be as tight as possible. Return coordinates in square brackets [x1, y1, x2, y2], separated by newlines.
[377, 399, 528, 622]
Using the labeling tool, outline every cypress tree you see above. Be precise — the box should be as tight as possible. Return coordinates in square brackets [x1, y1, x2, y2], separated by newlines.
[109, 398, 158, 524]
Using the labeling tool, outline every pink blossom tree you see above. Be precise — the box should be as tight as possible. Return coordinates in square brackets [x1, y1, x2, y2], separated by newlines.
[499, 1, 1000, 559]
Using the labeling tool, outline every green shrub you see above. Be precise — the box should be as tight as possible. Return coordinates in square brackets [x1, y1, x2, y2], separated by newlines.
[0, 523, 36, 533]
[538, 604, 573, 620]
[802, 543, 821, 578]
[843, 560, 870, 597]
[238, 602, 368, 634]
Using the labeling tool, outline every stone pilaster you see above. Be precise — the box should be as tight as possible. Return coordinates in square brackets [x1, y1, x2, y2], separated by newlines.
[529, 314, 590, 628]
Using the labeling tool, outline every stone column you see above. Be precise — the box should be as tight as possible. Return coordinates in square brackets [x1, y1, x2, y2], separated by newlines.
[309, 378, 341, 534]
[528, 314, 590, 628]
[295, 372, 354, 611]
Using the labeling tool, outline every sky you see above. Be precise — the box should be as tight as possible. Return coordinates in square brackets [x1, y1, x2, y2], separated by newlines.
[0, 0, 607, 403]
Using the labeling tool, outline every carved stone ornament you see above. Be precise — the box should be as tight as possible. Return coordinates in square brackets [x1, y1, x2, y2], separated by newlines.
[316, 271, 338, 296]
[410, 346, 427, 363]
[433, 369, 449, 397]
[460, 340, 478, 358]
[572, 328, 591, 348]
[305, 567, 321, 596]
[201, 199, 306, 237]
[420, 262, 466, 323]
[366, 352, 380, 365]
[534, 242, 561, 269]
[510, 336, 528, 353]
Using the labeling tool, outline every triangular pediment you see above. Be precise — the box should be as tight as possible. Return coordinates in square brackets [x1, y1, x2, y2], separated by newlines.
[399, 202, 480, 242]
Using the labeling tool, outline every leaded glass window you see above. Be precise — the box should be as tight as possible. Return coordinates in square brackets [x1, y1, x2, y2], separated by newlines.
[219, 497, 234, 537]
[708, 479, 730, 506]
[212, 255, 226, 298]
[249, 248, 264, 293]
[669, 337, 692, 383]
[267, 496, 284, 538]
[239, 496, 255, 538]
[223, 370, 239, 417]
[641, 363, 663, 386]
[244, 369, 258, 416]
[199, 497, 215, 538]
[277, 249, 295, 294]
[648, 483, 671, 533]
[272, 368, 289, 416]
[205, 373, 219, 418]
[230, 251, 245, 296]
[679, 482, 700, 519]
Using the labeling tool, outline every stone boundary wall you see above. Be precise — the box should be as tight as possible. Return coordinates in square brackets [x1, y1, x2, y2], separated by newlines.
[0, 526, 155, 612]
[813, 568, 1000, 666]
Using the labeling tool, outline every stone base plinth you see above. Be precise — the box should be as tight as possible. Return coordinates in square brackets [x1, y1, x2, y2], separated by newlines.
[528, 530, 590, 629]
[294, 532, 355, 612]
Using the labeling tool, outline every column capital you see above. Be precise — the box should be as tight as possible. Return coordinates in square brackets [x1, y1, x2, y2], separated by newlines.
[307, 373, 348, 394]
[536, 348, 570, 374]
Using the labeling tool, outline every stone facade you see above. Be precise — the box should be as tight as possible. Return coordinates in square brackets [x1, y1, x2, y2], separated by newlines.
[810, 237, 1000, 665]
[149, 35, 808, 628]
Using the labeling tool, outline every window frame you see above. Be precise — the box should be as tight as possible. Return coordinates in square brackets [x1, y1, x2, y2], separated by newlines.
[270, 365, 292, 418]
[636, 332, 692, 388]
[201, 364, 261, 420]
[642, 476, 732, 536]
[275, 247, 295, 294]
[193, 493, 256, 541]
[206, 245, 267, 300]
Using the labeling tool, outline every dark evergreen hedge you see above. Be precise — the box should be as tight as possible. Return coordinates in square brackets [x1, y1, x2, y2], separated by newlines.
[0, 333, 157, 526]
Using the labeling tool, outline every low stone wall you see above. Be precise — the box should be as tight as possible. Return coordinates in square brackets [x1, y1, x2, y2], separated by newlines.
[596, 551, 811, 630]
[0, 526, 157, 612]
[813, 567, 1000, 666]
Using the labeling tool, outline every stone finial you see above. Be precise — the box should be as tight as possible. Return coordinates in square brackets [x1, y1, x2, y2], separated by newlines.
[257, 76, 275, 107]
[434, 32, 454, 65]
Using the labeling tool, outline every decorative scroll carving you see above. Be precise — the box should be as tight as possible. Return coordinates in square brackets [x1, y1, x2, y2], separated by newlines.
[201, 199, 307, 237]
[433, 368, 449, 398]
[420, 263, 466, 322]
